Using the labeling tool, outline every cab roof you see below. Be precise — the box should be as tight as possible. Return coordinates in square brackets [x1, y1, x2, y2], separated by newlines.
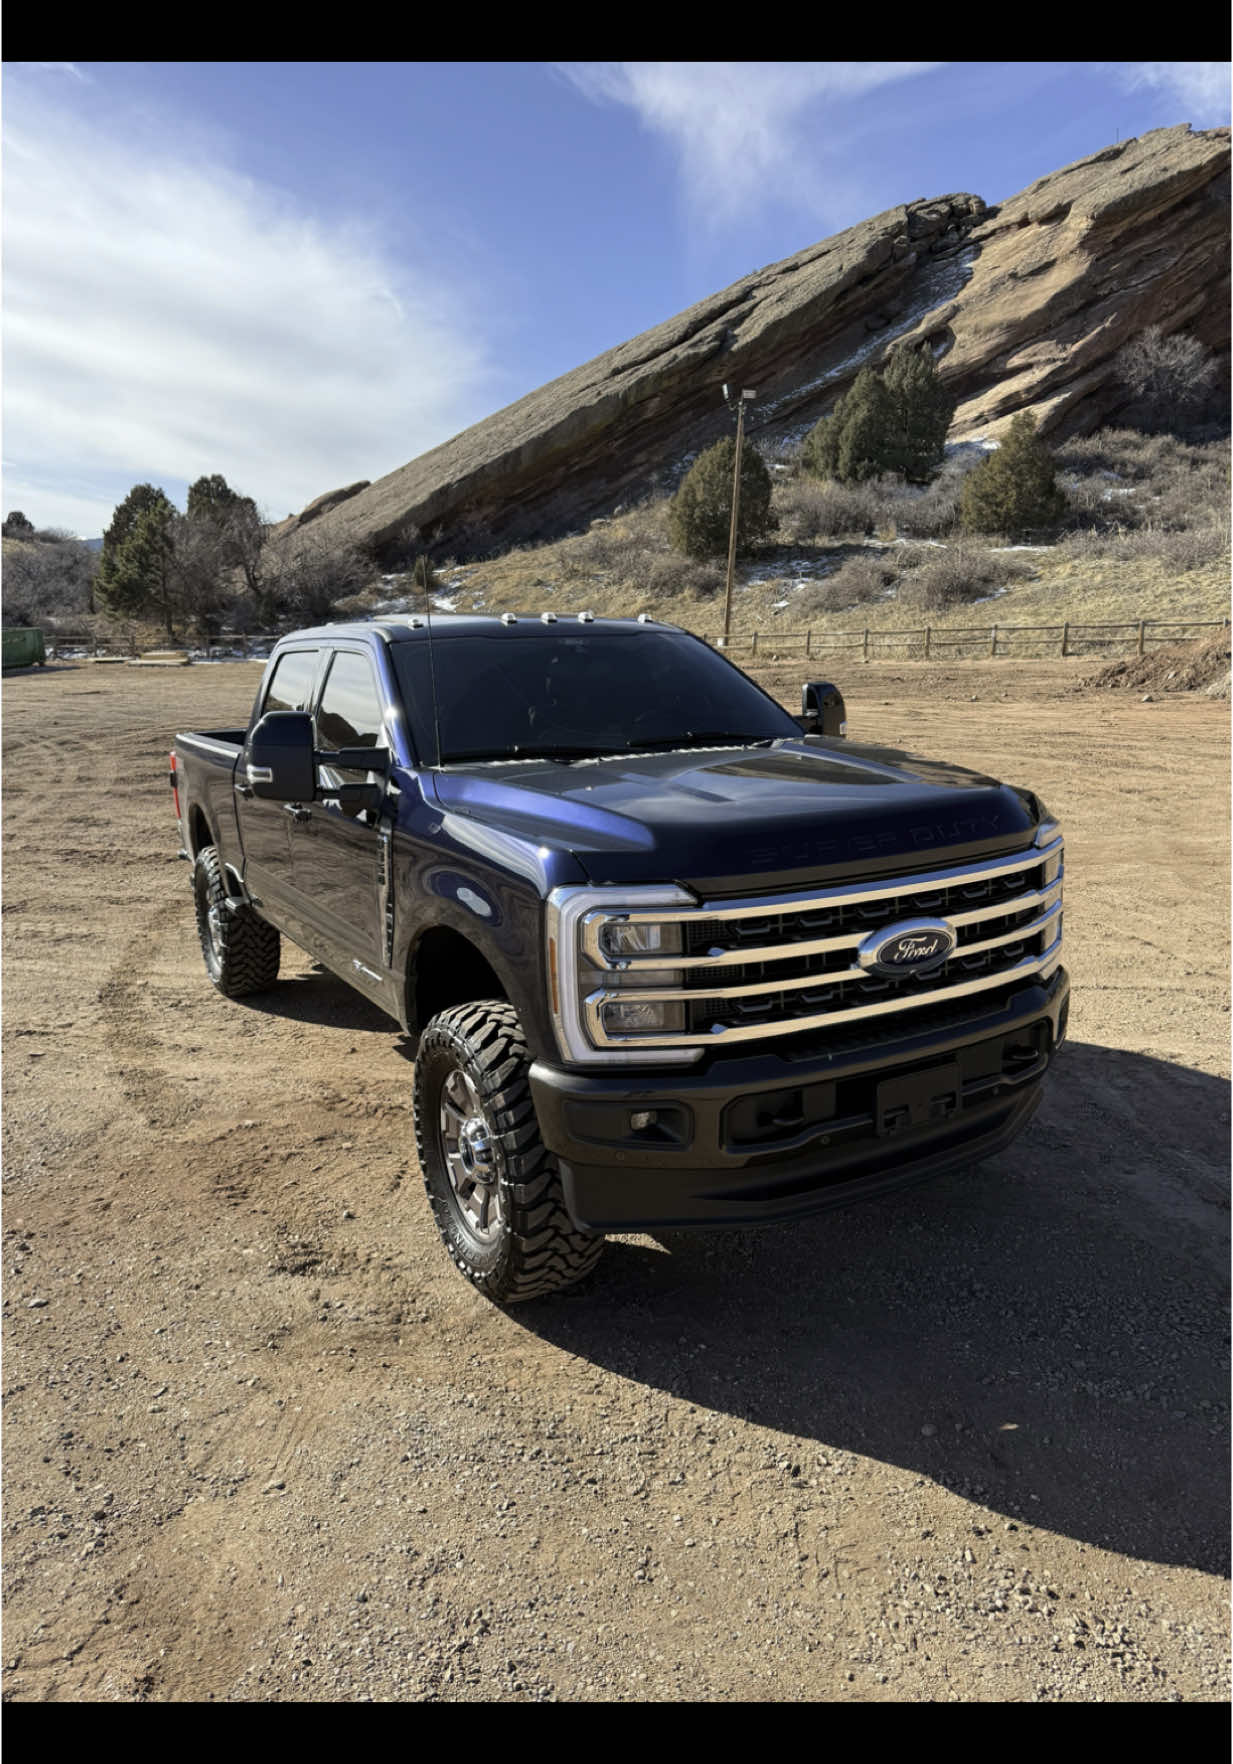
[279, 613, 684, 645]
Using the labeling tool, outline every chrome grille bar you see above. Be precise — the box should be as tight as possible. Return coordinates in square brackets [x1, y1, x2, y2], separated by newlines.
[587, 901, 1062, 1007]
[585, 927, 1064, 1049]
[581, 834, 1064, 972]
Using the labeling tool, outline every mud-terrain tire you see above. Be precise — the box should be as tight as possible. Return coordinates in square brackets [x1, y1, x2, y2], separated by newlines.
[413, 999, 604, 1303]
[193, 844, 281, 997]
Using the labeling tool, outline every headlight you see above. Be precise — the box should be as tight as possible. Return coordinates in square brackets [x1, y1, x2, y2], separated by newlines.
[546, 885, 699, 1067]
[600, 919, 682, 959]
[1033, 818, 1064, 979]
[601, 997, 687, 1036]
[1034, 816, 1063, 887]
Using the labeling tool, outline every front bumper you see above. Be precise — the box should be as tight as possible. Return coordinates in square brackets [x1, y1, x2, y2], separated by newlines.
[529, 970, 1069, 1230]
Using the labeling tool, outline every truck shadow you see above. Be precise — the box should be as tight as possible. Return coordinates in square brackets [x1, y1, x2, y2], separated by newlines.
[239, 967, 396, 1034]
[516, 1041, 1230, 1576]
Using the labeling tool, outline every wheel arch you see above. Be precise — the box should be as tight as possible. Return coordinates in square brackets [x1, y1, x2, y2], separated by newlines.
[406, 923, 510, 1036]
[187, 802, 214, 858]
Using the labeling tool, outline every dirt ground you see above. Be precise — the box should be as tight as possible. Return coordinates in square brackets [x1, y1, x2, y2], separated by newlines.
[2, 655, 1228, 1703]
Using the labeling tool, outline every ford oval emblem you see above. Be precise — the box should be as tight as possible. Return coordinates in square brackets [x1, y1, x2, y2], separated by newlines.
[857, 917, 956, 978]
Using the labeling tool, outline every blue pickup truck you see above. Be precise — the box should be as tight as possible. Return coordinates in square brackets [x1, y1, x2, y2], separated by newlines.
[171, 615, 1067, 1303]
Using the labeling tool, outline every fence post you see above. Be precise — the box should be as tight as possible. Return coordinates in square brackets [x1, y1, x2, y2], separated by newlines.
[751, 630, 758, 657]
[1061, 621, 1069, 658]
[924, 624, 931, 660]
[805, 628, 812, 659]
[1137, 620, 1146, 657]
[863, 628, 869, 663]
[990, 624, 998, 658]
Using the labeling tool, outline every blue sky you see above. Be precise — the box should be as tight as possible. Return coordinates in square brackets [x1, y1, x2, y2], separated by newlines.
[3, 60, 1229, 536]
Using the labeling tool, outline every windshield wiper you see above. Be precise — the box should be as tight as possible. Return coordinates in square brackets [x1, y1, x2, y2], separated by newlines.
[441, 745, 611, 765]
[619, 732, 779, 752]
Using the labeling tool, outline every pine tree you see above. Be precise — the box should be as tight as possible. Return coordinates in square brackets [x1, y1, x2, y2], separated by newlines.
[882, 347, 955, 482]
[186, 473, 258, 526]
[96, 486, 176, 627]
[802, 408, 840, 479]
[959, 414, 1066, 537]
[668, 437, 776, 560]
[803, 351, 954, 485]
[2, 511, 35, 539]
[833, 367, 896, 483]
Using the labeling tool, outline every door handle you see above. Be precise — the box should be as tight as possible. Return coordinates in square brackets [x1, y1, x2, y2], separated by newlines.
[234, 781, 253, 799]
[283, 803, 312, 823]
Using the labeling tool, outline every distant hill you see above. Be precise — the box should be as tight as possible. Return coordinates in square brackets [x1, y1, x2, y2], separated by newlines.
[279, 123, 1229, 564]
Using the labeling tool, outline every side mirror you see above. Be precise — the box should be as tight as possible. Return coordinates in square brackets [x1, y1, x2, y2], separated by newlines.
[799, 681, 847, 738]
[245, 710, 316, 801]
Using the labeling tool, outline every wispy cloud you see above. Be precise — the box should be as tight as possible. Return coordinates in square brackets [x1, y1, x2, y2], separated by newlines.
[29, 61, 91, 82]
[1118, 62, 1231, 124]
[2, 77, 495, 534]
[557, 61, 942, 228]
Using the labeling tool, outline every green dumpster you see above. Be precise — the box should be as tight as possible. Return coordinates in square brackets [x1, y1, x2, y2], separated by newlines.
[2, 628, 47, 669]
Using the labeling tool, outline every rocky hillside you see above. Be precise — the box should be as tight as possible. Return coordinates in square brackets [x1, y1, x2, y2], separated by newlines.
[283, 124, 1229, 563]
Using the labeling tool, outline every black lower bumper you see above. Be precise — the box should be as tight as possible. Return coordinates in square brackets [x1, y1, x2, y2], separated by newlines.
[529, 971, 1069, 1230]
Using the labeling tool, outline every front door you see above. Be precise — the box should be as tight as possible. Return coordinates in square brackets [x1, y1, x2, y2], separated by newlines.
[235, 645, 321, 931]
[292, 647, 388, 980]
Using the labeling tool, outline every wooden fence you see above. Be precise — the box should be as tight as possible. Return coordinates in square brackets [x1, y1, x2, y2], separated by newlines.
[704, 617, 1230, 663]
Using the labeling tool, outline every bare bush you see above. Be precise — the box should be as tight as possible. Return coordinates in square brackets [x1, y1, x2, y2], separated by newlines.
[799, 554, 897, 615]
[896, 547, 1035, 611]
[774, 476, 886, 541]
[1053, 430, 1229, 547]
[889, 476, 963, 538]
[258, 526, 378, 625]
[1056, 519, 1230, 573]
[1116, 326, 1220, 430]
[2, 534, 98, 626]
[642, 554, 725, 598]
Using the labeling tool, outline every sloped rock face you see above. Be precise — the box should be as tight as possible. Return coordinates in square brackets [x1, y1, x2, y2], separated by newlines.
[292, 480, 370, 526]
[290, 124, 1228, 562]
[898, 125, 1230, 438]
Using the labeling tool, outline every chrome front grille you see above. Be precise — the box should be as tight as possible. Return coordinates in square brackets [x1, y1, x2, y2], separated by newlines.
[581, 833, 1064, 1052]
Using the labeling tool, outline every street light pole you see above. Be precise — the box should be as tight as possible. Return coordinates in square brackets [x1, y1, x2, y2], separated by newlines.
[721, 393, 746, 652]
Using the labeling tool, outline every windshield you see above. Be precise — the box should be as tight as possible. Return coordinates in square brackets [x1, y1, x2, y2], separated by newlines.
[390, 630, 800, 764]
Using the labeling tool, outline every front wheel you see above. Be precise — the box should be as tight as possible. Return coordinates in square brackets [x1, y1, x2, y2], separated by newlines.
[413, 1000, 603, 1303]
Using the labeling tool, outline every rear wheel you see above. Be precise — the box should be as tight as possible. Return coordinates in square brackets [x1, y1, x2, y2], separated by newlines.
[413, 1000, 604, 1303]
[193, 844, 280, 997]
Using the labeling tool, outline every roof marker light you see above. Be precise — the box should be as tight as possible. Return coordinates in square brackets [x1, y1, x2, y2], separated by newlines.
[501, 613, 517, 626]
[577, 611, 594, 623]
[540, 611, 557, 623]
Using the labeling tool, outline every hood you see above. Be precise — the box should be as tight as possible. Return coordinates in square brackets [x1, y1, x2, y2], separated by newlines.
[429, 736, 1040, 893]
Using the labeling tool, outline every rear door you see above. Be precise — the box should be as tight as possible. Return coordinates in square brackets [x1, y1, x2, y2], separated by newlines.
[235, 645, 321, 928]
[289, 645, 389, 980]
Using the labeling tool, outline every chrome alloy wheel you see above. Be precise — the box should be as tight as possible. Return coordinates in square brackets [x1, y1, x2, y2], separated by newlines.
[206, 902, 226, 961]
[437, 1067, 507, 1243]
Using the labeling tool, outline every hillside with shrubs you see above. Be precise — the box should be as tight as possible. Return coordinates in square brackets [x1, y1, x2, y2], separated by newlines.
[4, 329, 1227, 652]
[355, 332, 1228, 645]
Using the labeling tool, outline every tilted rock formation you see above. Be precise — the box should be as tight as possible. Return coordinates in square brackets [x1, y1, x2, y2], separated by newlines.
[286, 125, 1228, 562]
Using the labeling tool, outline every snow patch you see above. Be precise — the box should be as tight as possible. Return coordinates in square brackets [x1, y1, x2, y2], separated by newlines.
[759, 245, 977, 425]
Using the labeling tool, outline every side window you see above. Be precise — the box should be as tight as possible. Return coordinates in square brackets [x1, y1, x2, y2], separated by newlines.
[316, 651, 384, 751]
[262, 649, 318, 715]
[316, 650, 386, 821]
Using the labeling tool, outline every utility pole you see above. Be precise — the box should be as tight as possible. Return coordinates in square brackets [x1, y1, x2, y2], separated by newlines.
[721, 384, 757, 650]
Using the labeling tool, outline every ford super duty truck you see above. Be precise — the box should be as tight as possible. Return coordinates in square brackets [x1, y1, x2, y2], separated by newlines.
[171, 615, 1068, 1303]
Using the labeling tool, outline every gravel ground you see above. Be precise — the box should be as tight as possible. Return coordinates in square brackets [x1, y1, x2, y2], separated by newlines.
[2, 656, 1228, 1702]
